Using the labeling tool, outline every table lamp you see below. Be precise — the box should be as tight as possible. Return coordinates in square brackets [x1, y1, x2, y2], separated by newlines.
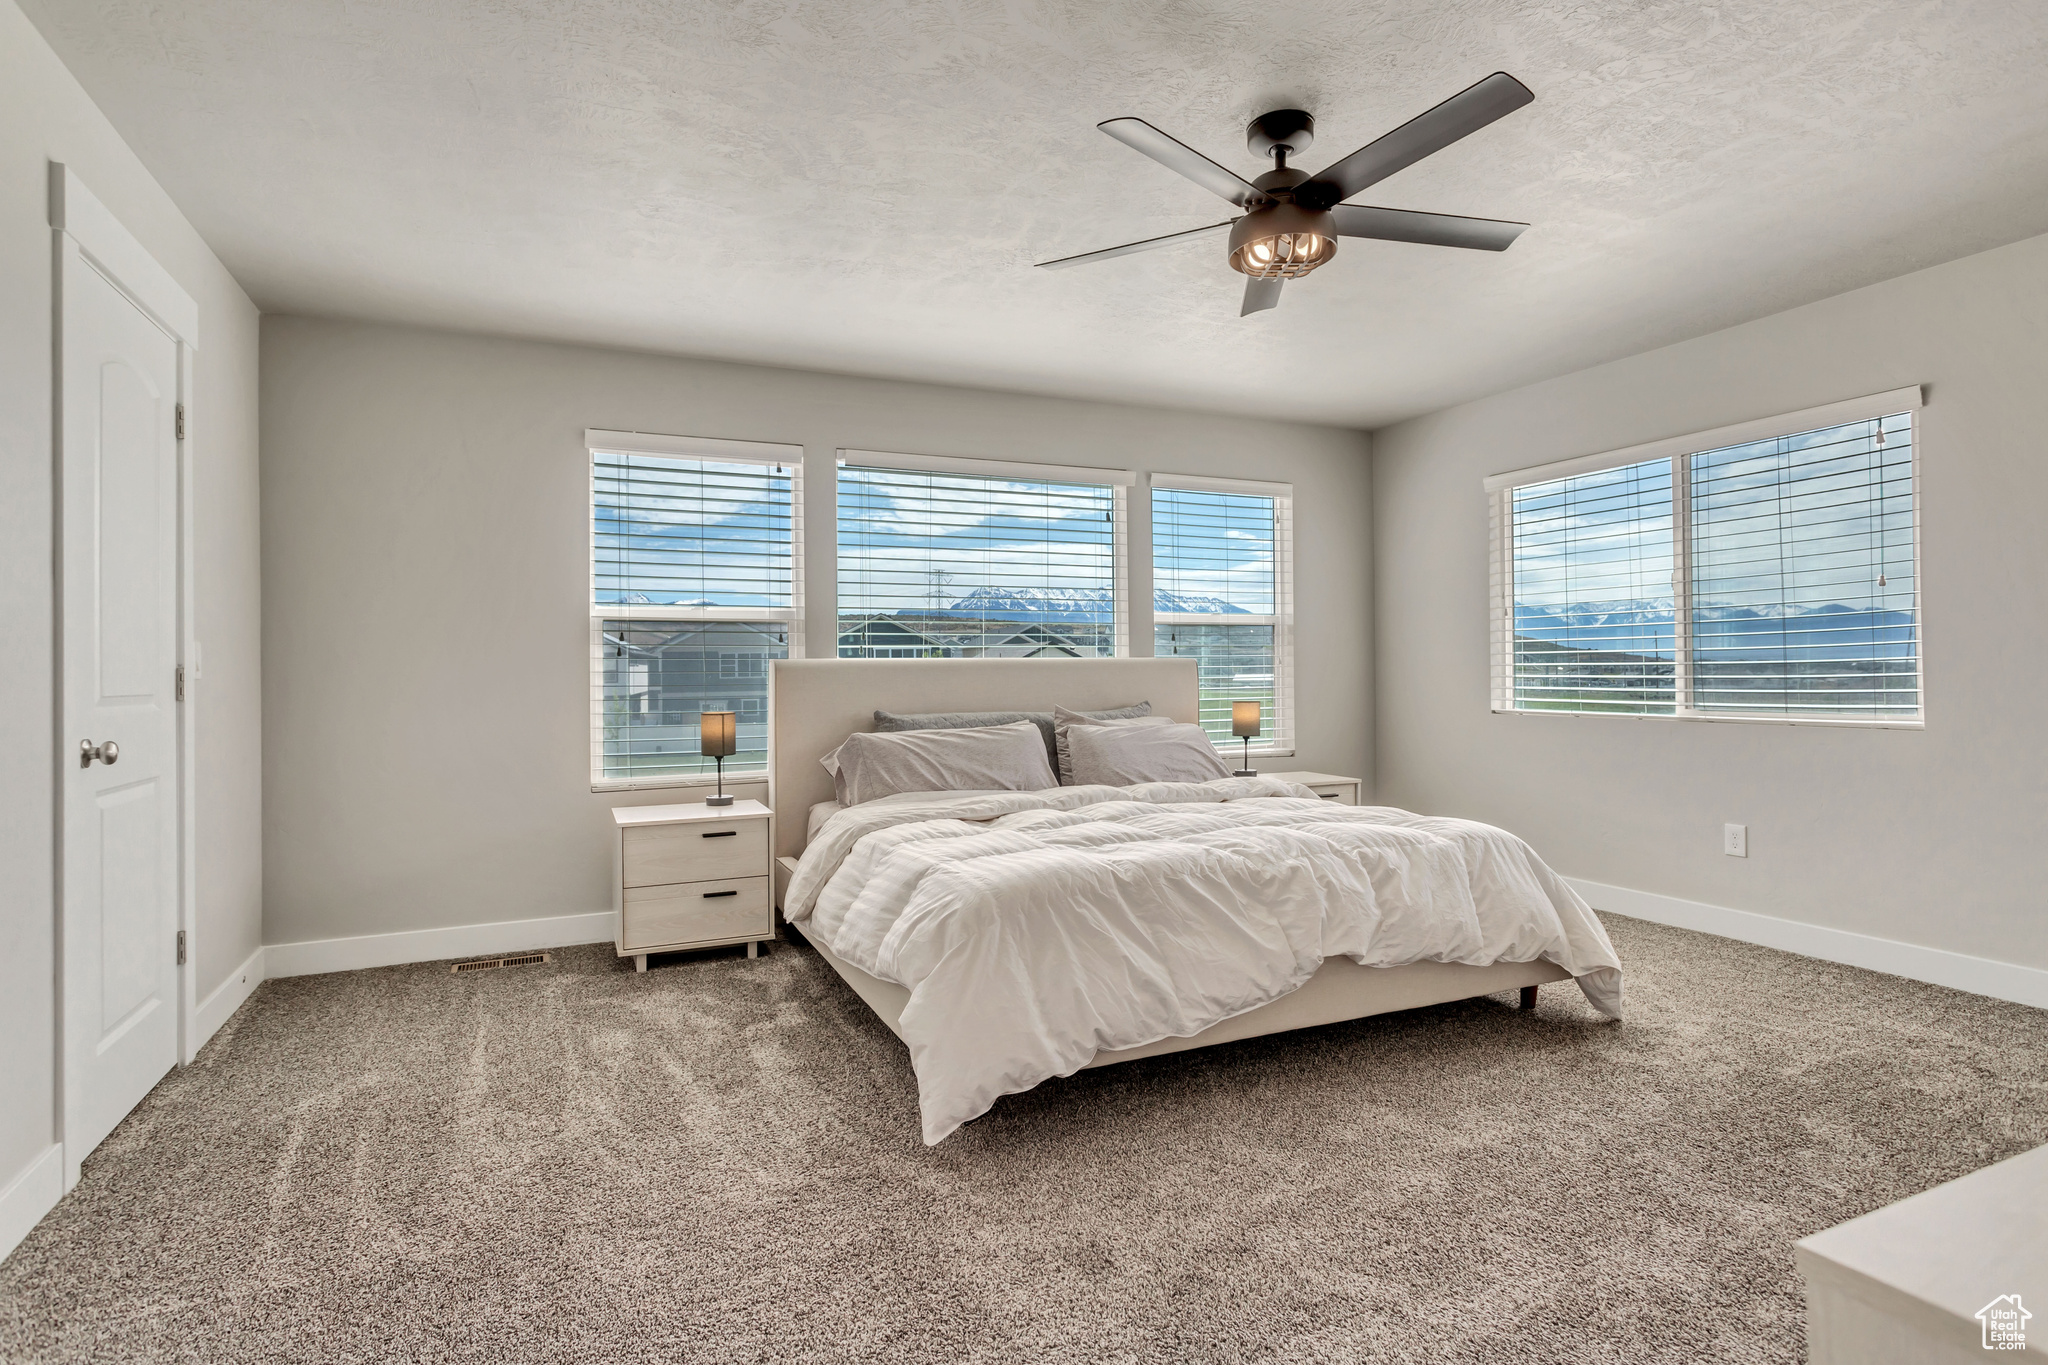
[700, 710, 737, 806]
[1231, 700, 1261, 776]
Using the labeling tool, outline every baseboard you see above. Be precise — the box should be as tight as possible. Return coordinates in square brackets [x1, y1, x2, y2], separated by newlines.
[1568, 877, 2048, 1010]
[192, 944, 267, 1053]
[265, 911, 615, 979]
[0, 1144, 63, 1266]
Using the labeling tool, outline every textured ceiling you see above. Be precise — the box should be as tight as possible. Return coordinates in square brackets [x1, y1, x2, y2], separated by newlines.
[24, 0, 2048, 426]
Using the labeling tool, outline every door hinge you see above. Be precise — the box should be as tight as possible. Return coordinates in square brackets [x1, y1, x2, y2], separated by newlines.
[175, 664, 186, 702]
[176, 929, 187, 966]
[175, 403, 186, 441]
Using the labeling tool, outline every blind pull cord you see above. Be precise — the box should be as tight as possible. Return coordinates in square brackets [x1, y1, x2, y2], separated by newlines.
[1873, 418, 1888, 588]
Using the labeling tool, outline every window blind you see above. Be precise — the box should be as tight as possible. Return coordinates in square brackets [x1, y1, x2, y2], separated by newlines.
[836, 459, 1123, 658]
[589, 439, 800, 785]
[1490, 397, 1920, 725]
[1152, 482, 1292, 750]
[1505, 458, 1677, 715]
[1152, 487, 1275, 613]
[594, 452, 794, 610]
[1689, 414, 1917, 716]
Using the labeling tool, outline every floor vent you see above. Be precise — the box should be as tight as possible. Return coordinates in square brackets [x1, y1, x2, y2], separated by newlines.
[451, 952, 550, 974]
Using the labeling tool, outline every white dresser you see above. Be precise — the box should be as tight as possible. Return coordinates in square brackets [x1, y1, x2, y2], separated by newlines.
[1798, 1142, 2047, 1362]
[612, 799, 774, 972]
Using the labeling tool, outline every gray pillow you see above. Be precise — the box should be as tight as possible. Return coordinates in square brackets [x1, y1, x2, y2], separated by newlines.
[1051, 704, 1175, 783]
[874, 702, 1151, 770]
[1064, 720, 1233, 788]
[821, 721, 1058, 806]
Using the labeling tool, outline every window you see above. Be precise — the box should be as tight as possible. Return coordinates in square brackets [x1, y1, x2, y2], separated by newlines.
[1152, 476, 1293, 751]
[1504, 459, 1677, 714]
[836, 449, 1131, 659]
[1489, 388, 1921, 724]
[589, 430, 802, 786]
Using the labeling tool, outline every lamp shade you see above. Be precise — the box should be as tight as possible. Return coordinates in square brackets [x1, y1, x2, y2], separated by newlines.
[1231, 701, 1262, 739]
[698, 710, 737, 758]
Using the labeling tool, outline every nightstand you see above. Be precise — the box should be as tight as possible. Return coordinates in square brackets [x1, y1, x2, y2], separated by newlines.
[612, 799, 774, 972]
[1269, 771, 1363, 805]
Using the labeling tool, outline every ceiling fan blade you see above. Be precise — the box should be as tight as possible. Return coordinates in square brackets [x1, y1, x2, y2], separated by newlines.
[1329, 204, 1528, 251]
[1099, 118, 1266, 208]
[1241, 276, 1283, 316]
[1035, 219, 1239, 270]
[1299, 72, 1534, 209]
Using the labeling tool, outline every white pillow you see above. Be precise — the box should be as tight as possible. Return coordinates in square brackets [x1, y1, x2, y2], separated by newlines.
[1063, 719, 1232, 787]
[1051, 704, 1175, 783]
[820, 721, 1059, 806]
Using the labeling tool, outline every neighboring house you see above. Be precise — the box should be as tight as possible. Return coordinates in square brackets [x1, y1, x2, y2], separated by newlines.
[959, 623, 1086, 658]
[841, 612, 1104, 658]
[837, 616, 946, 657]
[600, 619, 785, 728]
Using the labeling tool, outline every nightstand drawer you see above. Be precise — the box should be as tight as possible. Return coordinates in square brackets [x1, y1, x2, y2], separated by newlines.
[623, 818, 767, 888]
[620, 876, 771, 950]
[1275, 774, 1362, 805]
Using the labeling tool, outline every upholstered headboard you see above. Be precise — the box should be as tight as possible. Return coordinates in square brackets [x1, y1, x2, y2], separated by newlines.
[768, 657, 1199, 866]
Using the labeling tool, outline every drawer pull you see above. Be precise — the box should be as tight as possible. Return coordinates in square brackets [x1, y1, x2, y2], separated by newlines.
[1320, 792, 1340, 799]
[702, 830, 738, 838]
[702, 889, 738, 899]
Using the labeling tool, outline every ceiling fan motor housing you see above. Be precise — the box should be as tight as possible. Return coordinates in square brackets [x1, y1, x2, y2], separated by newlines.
[1228, 202, 1337, 278]
[1247, 109, 1315, 160]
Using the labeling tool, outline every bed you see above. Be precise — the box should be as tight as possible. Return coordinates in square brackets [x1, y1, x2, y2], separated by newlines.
[769, 657, 1623, 1144]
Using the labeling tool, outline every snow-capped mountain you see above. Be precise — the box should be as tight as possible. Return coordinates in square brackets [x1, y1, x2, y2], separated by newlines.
[1152, 590, 1250, 614]
[609, 593, 718, 607]
[1514, 598, 1916, 658]
[942, 587, 1112, 620]
[599, 586, 1256, 617]
[933, 587, 1250, 620]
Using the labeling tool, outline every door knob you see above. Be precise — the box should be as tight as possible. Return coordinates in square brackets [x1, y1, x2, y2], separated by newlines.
[79, 739, 119, 767]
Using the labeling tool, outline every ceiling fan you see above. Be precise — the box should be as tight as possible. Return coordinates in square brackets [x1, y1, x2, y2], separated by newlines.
[1038, 72, 1535, 316]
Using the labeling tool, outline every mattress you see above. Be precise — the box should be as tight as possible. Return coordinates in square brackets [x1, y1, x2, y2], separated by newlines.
[805, 800, 844, 848]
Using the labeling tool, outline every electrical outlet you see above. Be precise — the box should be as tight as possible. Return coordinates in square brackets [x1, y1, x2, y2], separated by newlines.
[1724, 823, 1748, 858]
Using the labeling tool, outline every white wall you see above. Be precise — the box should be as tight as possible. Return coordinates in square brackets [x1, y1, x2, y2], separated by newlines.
[1, 0, 261, 1249]
[1372, 231, 2048, 974]
[259, 317, 1371, 948]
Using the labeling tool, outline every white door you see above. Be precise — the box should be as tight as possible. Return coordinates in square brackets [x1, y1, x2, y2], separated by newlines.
[61, 248, 183, 1184]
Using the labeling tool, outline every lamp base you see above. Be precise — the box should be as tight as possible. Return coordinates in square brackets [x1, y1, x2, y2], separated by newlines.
[1233, 768, 1259, 777]
[704, 794, 735, 807]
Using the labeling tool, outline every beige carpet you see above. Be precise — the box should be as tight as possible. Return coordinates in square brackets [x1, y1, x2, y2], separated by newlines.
[4, 914, 2046, 1364]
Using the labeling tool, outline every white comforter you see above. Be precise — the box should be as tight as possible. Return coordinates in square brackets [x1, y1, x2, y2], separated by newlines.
[784, 778, 1623, 1144]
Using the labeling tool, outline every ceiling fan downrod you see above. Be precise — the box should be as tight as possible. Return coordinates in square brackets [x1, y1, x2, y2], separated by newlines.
[1233, 109, 1333, 281]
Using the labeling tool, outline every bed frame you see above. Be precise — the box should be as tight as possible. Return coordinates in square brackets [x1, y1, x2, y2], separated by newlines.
[767, 657, 1567, 1071]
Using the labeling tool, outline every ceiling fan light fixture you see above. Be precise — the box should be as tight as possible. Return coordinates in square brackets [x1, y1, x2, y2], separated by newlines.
[1232, 231, 1334, 279]
[1227, 206, 1337, 279]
